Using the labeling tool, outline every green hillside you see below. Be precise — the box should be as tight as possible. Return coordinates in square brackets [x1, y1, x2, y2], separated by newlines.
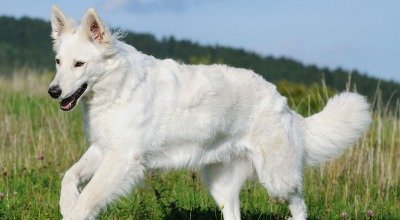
[0, 16, 398, 104]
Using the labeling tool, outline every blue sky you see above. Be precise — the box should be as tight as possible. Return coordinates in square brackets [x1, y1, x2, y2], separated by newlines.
[1, 0, 399, 82]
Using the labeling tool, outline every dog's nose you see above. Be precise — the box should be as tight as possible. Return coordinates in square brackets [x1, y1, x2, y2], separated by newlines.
[48, 85, 62, 98]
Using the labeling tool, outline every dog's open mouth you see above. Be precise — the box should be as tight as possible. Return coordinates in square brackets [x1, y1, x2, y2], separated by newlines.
[60, 83, 88, 111]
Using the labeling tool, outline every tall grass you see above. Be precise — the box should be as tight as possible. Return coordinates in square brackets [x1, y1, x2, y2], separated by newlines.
[0, 72, 398, 219]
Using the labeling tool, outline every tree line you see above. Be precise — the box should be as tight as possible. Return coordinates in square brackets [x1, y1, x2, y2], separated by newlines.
[0, 16, 398, 105]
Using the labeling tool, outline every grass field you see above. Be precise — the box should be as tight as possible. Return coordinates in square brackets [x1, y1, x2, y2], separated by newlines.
[0, 73, 399, 219]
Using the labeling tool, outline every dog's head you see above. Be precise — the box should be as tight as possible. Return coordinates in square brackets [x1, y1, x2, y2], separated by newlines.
[48, 6, 114, 111]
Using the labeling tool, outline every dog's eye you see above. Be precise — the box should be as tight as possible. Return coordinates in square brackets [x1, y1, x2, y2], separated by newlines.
[55, 58, 60, 65]
[75, 61, 85, 67]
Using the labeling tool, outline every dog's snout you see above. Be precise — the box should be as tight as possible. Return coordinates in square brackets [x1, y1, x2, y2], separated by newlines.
[48, 85, 62, 98]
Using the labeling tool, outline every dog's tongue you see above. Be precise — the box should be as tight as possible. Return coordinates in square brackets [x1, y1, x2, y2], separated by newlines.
[61, 100, 72, 109]
[60, 96, 76, 111]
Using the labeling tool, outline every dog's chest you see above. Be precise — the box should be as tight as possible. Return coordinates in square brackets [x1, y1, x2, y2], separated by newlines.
[84, 104, 144, 149]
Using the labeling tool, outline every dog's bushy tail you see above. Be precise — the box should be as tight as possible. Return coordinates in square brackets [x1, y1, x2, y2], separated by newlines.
[304, 92, 371, 166]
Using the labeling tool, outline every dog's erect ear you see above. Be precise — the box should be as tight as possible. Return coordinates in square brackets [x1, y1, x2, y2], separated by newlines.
[50, 5, 73, 41]
[81, 8, 111, 45]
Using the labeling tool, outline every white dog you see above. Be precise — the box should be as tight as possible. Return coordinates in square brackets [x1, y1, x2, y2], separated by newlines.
[48, 6, 371, 220]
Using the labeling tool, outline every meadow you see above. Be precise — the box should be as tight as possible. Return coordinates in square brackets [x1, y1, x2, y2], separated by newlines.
[0, 72, 398, 219]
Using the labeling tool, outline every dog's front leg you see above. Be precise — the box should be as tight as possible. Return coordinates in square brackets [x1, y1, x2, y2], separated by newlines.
[60, 145, 103, 217]
[64, 149, 144, 220]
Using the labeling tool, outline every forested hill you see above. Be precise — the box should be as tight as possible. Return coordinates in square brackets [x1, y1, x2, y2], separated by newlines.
[0, 16, 398, 103]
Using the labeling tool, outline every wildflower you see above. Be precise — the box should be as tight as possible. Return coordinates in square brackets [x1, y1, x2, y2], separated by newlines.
[340, 211, 348, 219]
[366, 210, 374, 217]
[37, 154, 44, 161]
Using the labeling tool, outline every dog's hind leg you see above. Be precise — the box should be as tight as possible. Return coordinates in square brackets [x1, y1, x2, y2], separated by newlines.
[252, 142, 307, 220]
[287, 189, 307, 220]
[60, 145, 103, 217]
[249, 121, 307, 220]
[254, 154, 307, 220]
[202, 160, 253, 220]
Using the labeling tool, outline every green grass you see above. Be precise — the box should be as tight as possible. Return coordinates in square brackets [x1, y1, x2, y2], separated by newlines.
[0, 73, 398, 219]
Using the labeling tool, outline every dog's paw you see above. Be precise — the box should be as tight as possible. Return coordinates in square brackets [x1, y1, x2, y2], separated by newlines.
[60, 186, 80, 216]
[63, 207, 94, 220]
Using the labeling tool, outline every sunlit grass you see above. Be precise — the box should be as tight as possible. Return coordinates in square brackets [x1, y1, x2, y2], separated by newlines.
[0, 72, 398, 219]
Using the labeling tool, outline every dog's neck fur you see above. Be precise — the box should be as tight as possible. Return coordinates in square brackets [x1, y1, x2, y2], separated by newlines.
[81, 40, 157, 141]
[83, 41, 154, 109]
